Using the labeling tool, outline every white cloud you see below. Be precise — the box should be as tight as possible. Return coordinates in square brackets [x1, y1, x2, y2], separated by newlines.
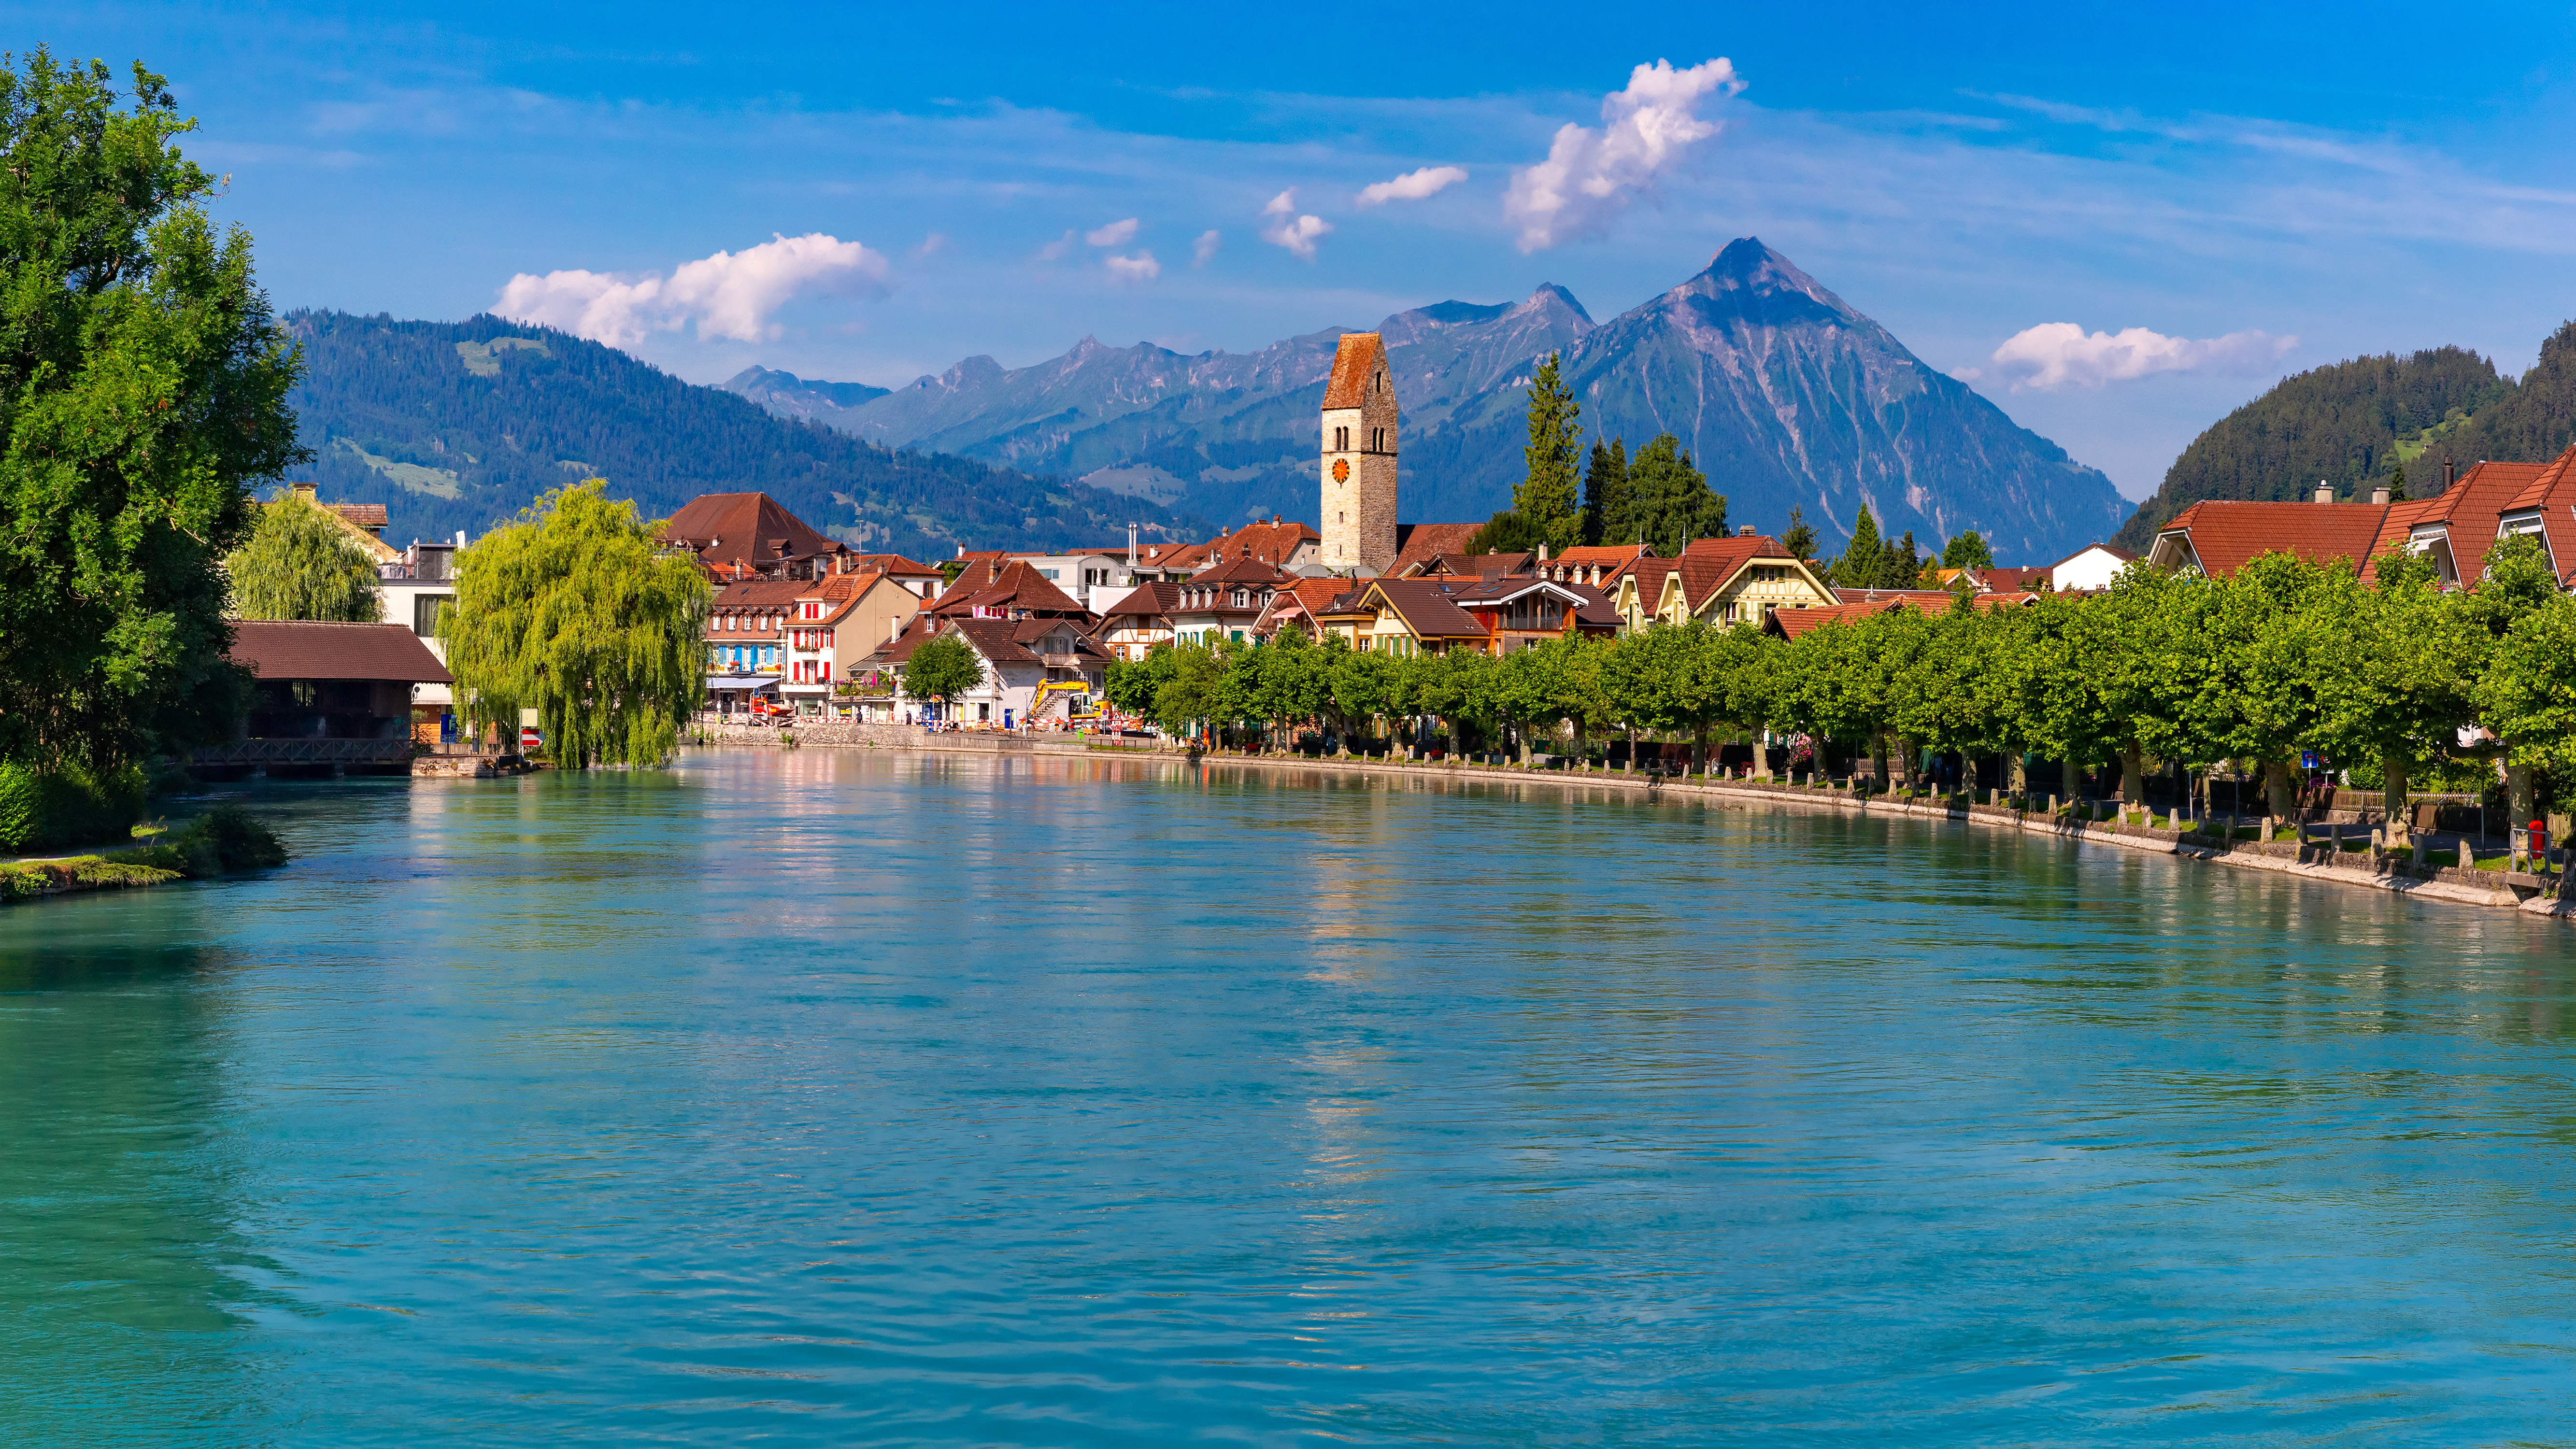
[1085, 217, 1139, 246]
[1988, 323, 2298, 390]
[1355, 165, 1468, 206]
[495, 232, 887, 346]
[1504, 58, 1743, 252]
[1104, 251, 1160, 283]
[909, 231, 949, 259]
[1192, 228, 1222, 267]
[1260, 189, 1331, 261]
[1037, 229, 1077, 262]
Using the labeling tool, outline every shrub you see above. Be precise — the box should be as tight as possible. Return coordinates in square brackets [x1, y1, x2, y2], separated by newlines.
[0, 761, 146, 853]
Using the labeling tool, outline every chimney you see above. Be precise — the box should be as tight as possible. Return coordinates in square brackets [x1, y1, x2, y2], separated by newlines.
[291, 482, 318, 500]
[956, 544, 965, 558]
[2370, 483, 2391, 507]
[1537, 541, 1549, 561]
[1739, 525, 1755, 537]
[2444, 457, 2456, 493]
[1127, 522, 1139, 568]
[2313, 481, 2334, 504]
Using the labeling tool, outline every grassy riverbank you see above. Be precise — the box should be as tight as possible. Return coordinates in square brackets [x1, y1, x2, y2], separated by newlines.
[0, 807, 289, 905]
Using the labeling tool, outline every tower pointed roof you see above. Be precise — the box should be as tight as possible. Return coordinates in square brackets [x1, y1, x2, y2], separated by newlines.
[1323, 332, 1390, 409]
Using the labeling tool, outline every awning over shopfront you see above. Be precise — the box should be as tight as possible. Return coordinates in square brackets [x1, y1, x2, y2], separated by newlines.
[704, 674, 780, 692]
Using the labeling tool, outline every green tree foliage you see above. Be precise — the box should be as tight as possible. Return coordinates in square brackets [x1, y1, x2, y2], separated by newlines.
[902, 633, 984, 711]
[1939, 531, 1994, 571]
[227, 491, 382, 622]
[2419, 322, 2576, 491]
[2114, 346, 2507, 549]
[1779, 505, 1818, 564]
[1877, 529, 1924, 590]
[1833, 508, 1885, 590]
[1515, 352, 1584, 553]
[0, 53, 306, 770]
[2475, 593, 2576, 776]
[441, 482, 711, 767]
[1626, 434, 1727, 557]
[1583, 438, 1633, 548]
[1461, 508, 1550, 557]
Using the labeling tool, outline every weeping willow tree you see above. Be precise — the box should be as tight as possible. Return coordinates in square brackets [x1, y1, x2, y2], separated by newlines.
[227, 489, 381, 621]
[441, 482, 711, 767]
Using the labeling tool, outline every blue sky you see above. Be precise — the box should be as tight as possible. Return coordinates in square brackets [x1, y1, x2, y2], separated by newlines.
[29, 2, 2576, 498]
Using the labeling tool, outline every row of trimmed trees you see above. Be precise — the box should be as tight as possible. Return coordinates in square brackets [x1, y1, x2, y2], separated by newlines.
[1109, 538, 2576, 837]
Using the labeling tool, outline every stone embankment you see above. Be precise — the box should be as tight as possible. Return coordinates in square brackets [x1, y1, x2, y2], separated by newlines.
[695, 729, 2575, 925]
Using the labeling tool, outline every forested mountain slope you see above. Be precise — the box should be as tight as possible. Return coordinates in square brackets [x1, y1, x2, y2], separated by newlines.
[2112, 347, 2509, 550]
[729, 242, 2127, 561]
[283, 312, 1203, 555]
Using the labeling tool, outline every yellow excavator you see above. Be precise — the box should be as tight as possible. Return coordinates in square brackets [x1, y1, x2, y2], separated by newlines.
[1031, 679, 1099, 722]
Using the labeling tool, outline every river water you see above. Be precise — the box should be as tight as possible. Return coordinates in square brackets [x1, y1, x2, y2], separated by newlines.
[5, 750, 2575, 1445]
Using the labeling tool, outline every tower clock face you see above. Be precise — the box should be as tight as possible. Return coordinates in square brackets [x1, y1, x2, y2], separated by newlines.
[1331, 458, 1350, 482]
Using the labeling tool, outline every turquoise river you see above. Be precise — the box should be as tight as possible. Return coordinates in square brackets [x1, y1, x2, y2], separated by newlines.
[7, 750, 2576, 1445]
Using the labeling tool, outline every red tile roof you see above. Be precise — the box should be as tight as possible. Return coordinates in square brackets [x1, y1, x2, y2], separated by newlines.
[1362, 579, 1486, 639]
[1391, 521, 1481, 577]
[2358, 458, 2549, 584]
[1099, 581, 1182, 623]
[228, 621, 452, 683]
[1210, 517, 1321, 568]
[936, 558, 1090, 619]
[2156, 500, 2391, 578]
[853, 553, 942, 578]
[1762, 599, 1915, 640]
[1322, 332, 1387, 410]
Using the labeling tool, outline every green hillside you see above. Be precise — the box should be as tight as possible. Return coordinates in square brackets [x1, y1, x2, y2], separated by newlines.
[2113, 346, 2507, 549]
[2393, 321, 2576, 492]
[283, 311, 1205, 555]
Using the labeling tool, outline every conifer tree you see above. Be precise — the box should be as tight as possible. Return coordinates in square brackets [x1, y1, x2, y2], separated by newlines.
[1878, 529, 1923, 589]
[1583, 438, 1632, 547]
[1780, 506, 1818, 564]
[1515, 352, 1583, 553]
[1833, 508, 1885, 588]
[1627, 434, 1727, 556]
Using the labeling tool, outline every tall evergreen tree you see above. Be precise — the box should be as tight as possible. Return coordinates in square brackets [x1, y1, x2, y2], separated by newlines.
[1834, 508, 1885, 588]
[1627, 434, 1727, 557]
[1583, 438, 1631, 547]
[0, 53, 306, 770]
[1878, 529, 1923, 589]
[1515, 352, 1583, 553]
[1780, 506, 1818, 564]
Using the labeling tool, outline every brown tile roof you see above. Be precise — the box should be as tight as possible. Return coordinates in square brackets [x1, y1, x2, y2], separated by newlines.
[1830, 587, 1960, 606]
[1322, 332, 1386, 410]
[1549, 544, 1651, 568]
[2157, 500, 2392, 578]
[1262, 576, 1359, 630]
[1391, 521, 1481, 576]
[1423, 551, 1533, 577]
[228, 621, 453, 683]
[940, 559, 1090, 619]
[661, 492, 845, 570]
[1978, 565, 2050, 592]
[1193, 555, 1296, 587]
[1365, 578, 1486, 639]
[1099, 581, 1182, 623]
[326, 502, 388, 532]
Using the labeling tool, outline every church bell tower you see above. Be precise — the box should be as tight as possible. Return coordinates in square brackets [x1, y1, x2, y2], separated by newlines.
[1320, 332, 1398, 575]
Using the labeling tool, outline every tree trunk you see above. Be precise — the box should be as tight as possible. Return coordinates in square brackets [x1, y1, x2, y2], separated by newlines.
[1694, 725, 1709, 775]
[2508, 753, 2535, 866]
[2119, 744, 2146, 808]
[1872, 732, 1890, 788]
[2007, 752, 2027, 799]
[2382, 751, 2410, 846]
[1624, 724, 1636, 774]
[2263, 757, 2294, 821]
[1752, 736, 1770, 779]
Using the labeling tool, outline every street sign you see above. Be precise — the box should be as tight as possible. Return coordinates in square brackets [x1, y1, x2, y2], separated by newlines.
[520, 725, 541, 752]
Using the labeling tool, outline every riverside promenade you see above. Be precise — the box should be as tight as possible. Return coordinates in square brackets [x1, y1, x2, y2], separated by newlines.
[693, 722, 2573, 925]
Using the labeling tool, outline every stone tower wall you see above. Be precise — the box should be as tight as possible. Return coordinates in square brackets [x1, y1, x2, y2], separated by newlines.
[1320, 353, 1400, 574]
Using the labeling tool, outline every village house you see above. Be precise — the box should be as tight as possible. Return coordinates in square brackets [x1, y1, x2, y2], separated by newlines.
[1097, 581, 1182, 660]
[2148, 483, 2404, 579]
[1443, 575, 1621, 653]
[847, 553, 947, 600]
[1312, 578, 1487, 656]
[2046, 542, 2139, 592]
[780, 570, 926, 718]
[2488, 446, 2576, 583]
[704, 579, 802, 716]
[926, 555, 1099, 624]
[863, 614, 1112, 726]
[199, 620, 456, 773]
[1168, 555, 1293, 646]
[1538, 543, 1651, 589]
[1614, 531, 1836, 631]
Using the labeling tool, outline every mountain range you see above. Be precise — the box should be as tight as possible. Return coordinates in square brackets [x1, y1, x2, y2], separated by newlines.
[282, 312, 1203, 558]
[727, 239, 2133, 563]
